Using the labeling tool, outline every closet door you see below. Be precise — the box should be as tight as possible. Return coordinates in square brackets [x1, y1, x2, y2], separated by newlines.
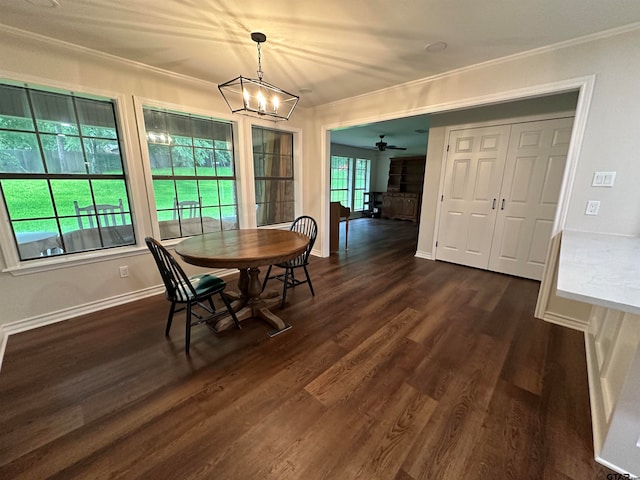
[436, 125, 511, 269]
[488, 117, 574, 280]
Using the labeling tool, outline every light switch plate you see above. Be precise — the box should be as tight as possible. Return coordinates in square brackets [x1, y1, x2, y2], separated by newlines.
[592, 171, 616, 187]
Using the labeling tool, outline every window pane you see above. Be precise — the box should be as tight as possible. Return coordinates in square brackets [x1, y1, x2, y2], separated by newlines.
[152, 179, 176, 210]
[2, 179, 55, 219]
[76, 98, 117, 139]
[214, 149, 234, 176]
[167, 114, 191, 141]
[41, 133, 85, 174]
[83, 138, 123, 174]
[50, 179, 92, 216]
[194, 147, 215, 175]
[13, 219, 61, 260]
[218, 180, 236, 206]
[0, 85, 35, 131]
[199, 179, 220, 205]
[92, 180, 129, 210]
[175, 179, 199, 204]
[0, 131, 45, 173]
[148, 144, 171, 174]
[170, 145, 195, 175]
[31, 91, 79, 135]
[191, 118, 214, 147]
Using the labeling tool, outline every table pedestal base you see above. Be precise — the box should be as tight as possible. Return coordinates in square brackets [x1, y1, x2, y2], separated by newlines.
[210, 267, 291, 336]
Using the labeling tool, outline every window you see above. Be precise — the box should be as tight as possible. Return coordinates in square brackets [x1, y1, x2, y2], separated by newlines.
[252, 126, 294, 226]
[330, 155, 371, 211]
[330, 156, 350, 206]
[0, 84, 134, 261]
[143, 108, 238, 240]
[353, 158, 371, 211]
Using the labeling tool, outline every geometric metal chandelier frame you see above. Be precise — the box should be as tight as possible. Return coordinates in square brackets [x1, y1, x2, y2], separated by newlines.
[218, 32, 299, 121]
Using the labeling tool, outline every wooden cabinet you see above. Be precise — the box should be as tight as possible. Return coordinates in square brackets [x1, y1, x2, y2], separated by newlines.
[381, 192, 421, 222]
[386, 156, 425, 193]
[381, 156, 425, 222]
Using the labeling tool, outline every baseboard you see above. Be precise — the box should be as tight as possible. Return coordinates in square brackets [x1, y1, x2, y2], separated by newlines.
[0, 284, 169, 372]
[0, 329, 7, 374]
[414, 250, 433, 260]
[540, 311, 589, 331]
[585, 332, 607, 457]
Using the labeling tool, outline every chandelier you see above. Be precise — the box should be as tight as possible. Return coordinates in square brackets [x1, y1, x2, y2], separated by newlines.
[218, 32, 299, 121]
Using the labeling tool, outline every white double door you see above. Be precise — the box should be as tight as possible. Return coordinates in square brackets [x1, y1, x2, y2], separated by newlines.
[436, 117, 574, 281]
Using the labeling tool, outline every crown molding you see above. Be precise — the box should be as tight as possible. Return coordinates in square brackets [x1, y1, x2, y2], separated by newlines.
[0, 24, 218, 89]
[320, 21, 640, 110]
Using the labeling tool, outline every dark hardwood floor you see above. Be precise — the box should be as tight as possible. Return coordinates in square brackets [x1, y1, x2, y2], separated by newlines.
[0, 218, 613, 479]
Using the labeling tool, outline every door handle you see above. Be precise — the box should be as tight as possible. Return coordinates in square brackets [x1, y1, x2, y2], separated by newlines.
[501, 199, 506, 210]
[492, 198, 496, 210]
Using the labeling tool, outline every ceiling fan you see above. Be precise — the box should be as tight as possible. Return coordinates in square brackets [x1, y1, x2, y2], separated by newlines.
[375, 135, 406, 151]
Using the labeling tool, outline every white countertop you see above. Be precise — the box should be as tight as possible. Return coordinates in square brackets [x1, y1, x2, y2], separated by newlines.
[557, 230, 640, 315]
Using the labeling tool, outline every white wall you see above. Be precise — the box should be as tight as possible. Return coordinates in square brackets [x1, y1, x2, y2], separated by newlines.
[0, 28, 309, 328]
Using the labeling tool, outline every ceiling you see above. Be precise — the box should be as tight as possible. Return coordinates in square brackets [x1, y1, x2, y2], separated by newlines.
[2, 0, 640, 153]
[331, 116, 431, 157]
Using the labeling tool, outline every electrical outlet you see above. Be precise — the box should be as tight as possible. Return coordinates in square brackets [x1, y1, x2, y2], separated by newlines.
[119, 266, 129, 278]
[585, 200, 600, 215]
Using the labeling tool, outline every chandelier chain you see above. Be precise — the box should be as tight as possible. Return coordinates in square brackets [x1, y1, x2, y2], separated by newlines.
[256, 42, 263, 82]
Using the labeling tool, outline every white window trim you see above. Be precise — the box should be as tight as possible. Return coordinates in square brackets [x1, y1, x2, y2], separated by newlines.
[246, 117, 303, 229]
[0, 76, 140, 274]
[132, 95, 242, 239]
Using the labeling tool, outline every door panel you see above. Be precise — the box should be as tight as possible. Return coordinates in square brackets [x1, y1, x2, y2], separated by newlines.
[436, 125, 511, 269]
[488, 117, 574, 280]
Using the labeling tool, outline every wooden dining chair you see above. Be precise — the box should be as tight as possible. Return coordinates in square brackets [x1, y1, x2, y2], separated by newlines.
[145, 237, 240, 354]
[261, 215, 317, 308]
[74, 199, 126, 229]
[173, 197, 202, 220]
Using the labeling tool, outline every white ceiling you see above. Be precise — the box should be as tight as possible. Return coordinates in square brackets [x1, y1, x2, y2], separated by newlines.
[2, 0, 640, 152]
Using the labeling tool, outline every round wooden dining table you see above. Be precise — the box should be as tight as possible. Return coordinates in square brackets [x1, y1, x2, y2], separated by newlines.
[175, 229, 309, 336]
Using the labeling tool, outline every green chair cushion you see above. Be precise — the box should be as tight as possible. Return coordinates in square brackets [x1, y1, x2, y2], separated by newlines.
[189, 274, 226, 295]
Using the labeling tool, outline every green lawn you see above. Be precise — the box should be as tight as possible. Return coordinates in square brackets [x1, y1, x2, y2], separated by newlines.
[2, 166, 237, 233]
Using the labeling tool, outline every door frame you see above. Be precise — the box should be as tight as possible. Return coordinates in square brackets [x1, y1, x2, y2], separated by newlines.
[320, 75, 596, 321]
[433, 110, 577, 262]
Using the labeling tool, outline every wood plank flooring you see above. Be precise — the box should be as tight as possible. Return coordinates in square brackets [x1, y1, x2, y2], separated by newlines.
[0, 218, 614, 479]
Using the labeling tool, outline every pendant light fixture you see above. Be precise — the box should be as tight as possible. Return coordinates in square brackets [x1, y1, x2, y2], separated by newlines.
[218, 32, 299, 121]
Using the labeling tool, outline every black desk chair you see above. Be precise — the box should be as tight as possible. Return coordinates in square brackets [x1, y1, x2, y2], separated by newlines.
[145, 237, 240, 354]
[262, 216, 317, 308]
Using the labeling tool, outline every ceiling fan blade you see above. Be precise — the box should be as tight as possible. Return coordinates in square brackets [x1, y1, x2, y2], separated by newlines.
[387, 146, 407, 150]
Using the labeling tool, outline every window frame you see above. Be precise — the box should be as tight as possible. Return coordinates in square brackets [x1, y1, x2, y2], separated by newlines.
[252, 125, 295, 227]
[248, 119, 302, 229]
[0, 78, 140, 274]
[352, 158, 371, 212]
[329, 155, 371, 212]
[134, 97, 242, 244]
